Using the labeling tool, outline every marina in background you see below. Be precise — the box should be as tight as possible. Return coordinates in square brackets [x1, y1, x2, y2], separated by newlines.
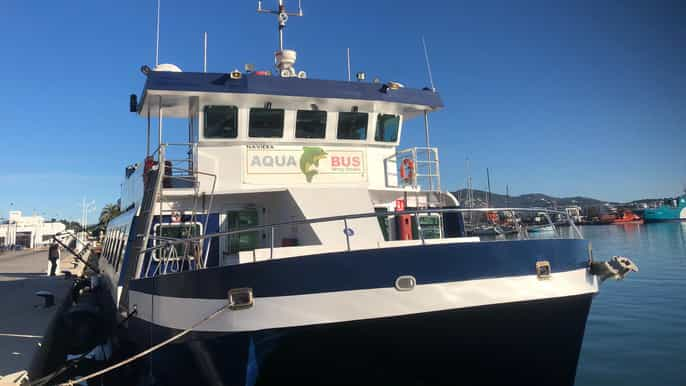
[1, 1, 681, 385]
[0, 1, 642, 385]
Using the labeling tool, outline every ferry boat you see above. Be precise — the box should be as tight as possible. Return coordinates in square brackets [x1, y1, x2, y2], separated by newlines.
[643, 195, 686, 222]
[87, 2, 633, 385]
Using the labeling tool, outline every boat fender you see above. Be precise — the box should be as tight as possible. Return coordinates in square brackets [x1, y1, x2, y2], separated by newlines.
[71, 277, 92, 303]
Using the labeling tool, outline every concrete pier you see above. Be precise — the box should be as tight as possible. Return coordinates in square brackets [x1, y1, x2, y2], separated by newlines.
[0, 249, 77, 378]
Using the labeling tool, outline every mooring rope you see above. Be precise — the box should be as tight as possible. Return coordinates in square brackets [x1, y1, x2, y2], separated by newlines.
[58, 304, 228, 386]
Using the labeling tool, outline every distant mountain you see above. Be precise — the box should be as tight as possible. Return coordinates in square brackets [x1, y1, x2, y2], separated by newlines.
[452, 189, 609, 208]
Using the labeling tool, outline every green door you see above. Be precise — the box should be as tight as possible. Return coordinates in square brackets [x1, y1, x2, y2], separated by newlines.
[226, 208, 260, 255]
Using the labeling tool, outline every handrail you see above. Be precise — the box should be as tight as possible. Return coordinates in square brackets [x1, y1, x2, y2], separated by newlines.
[141, 207, 582, 257]
[148, 143, 218, 272]
[385, 146, 440, 190]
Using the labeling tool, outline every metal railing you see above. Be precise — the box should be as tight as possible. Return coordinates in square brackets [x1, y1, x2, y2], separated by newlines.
[141, 207, 582, 275]
[142, 143, 217, 276]
[385, 147, 441, 191]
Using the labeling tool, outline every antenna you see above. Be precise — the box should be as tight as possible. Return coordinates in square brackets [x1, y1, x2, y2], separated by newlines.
[421, 36, 435, 91]
[257, 0, 303, 52]
[346, 48, 351, 81]
[420, 37, 436, 187]
[155, 0, 161, 67]
[203, 32, 208, 72]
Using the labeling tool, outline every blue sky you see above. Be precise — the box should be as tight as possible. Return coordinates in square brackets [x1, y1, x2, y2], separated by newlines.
[0, 0, 684, 222]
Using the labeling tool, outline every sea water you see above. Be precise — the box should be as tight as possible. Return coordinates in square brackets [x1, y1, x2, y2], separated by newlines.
[575, 223, 686, 385]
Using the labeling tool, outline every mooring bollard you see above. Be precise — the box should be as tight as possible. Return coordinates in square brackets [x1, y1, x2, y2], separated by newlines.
[35, 291, 55, 308]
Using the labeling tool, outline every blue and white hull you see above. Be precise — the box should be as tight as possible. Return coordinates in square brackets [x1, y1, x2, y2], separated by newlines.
[124, 239, 597, 385]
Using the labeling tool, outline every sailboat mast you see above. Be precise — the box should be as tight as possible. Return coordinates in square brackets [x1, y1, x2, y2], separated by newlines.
[486, 168, 492, 207]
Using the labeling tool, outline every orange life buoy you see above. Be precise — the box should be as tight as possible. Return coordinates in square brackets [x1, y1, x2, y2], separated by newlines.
[400, 159, 415, 182]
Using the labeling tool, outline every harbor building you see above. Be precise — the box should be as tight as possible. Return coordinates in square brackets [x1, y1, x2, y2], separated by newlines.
[0, 211, 66, 249]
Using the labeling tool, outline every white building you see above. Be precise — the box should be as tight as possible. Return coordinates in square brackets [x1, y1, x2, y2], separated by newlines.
[0, 211, 66, 248]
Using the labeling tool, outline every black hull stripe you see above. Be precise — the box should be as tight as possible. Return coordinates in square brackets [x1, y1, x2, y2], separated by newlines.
[124, 293, 593, 386]
[129, 238, 589, 299]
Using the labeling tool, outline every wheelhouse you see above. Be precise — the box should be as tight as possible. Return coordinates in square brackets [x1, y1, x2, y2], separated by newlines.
[104, 68, 576, 291]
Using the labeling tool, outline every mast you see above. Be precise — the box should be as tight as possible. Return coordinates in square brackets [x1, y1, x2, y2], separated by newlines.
[257, 0, 303, 53]
[486, 168, 492, 207]
[257, 0, 304, 77]
[155, 0, 161, 67]
[468, 177, 473, 208]
[421, 36, 436, 192]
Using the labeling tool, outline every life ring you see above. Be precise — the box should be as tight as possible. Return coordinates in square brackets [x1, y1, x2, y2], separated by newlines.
[400, 159, 415, 182]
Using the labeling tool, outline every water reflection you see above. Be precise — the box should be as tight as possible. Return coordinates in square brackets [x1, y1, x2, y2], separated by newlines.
[575, 222, 686, 386]
[617, 223, 641, 238]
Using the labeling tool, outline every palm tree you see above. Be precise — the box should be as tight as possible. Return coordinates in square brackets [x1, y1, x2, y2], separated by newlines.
[98, 203, 121, 227]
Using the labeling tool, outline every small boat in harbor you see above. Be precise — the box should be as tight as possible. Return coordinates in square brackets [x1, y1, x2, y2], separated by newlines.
[613, 210, 644, 225]
[643, 195, 686, 222]
[527, 224, 555, 233]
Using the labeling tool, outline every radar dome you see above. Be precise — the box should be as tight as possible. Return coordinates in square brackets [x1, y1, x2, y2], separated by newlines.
[153, 63, 183, 72]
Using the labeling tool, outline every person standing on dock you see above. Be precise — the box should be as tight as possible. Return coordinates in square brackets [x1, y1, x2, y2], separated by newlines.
[48, 241, 60, 276]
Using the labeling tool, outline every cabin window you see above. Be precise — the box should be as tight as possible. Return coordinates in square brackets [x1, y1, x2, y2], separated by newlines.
[375, 114, 400, 142]
[337, 112, 368, 140]
[249, 108, 284, 138]
[111, 230, 121, 264]
[295, 110, 327, 139]
[103, 235, 110, 261]
[115, 230, 128, 270]
[204, 105, 238, 139]
[106, 231, 114, 264]
[154, 223, 202, 260]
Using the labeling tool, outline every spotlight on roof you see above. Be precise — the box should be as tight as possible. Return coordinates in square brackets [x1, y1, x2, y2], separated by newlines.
[140, 65, 152, 75]
[387, 81, 404, 90]
[230, 69, 242, 79]
[356, 72, 366, 81]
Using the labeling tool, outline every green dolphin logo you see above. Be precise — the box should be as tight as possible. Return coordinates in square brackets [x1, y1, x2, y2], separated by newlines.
[300, 147, 328, 182]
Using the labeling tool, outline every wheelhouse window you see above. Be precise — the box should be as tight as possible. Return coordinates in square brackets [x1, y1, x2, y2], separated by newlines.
[249, 108, 284, 138]
[204, 105, 238, 139]
[295, 110, 327, 139]
[337, 112, 368, 140]
[375, 114, 400, 142]
[154, 223, 202, 260]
